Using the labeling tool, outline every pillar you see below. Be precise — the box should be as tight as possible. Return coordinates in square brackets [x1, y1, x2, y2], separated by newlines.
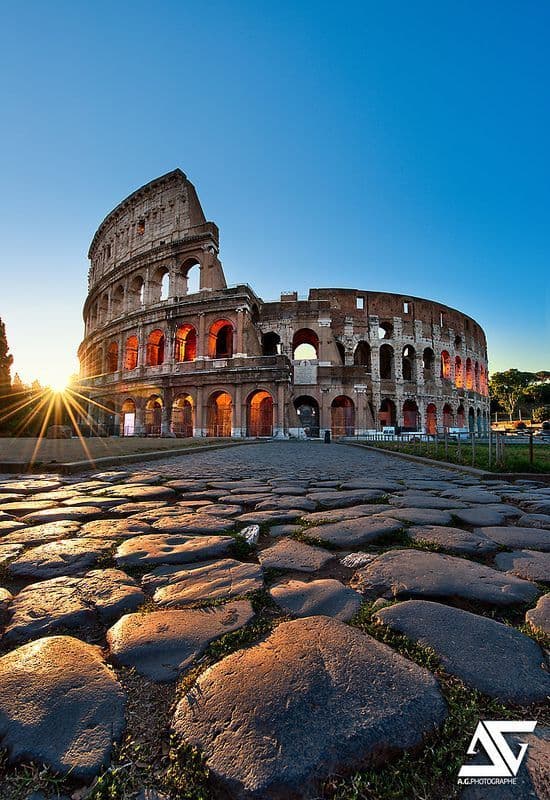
[275, 382, 287, 438]
[233, 385, 243, 437]
[235, 308, 245, 357]
[197, 313, 206, 359]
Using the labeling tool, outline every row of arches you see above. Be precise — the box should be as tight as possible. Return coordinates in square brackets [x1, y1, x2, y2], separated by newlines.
[119, 389, 275, 438]
[441, 352, 488, 394]
[379, 399, 486, 434]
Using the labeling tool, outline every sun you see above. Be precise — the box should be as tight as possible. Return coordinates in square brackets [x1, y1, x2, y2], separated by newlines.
[47, 376, 70, 394]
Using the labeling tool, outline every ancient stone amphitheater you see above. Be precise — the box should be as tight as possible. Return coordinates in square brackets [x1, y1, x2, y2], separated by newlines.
[79, 169, 490, 438]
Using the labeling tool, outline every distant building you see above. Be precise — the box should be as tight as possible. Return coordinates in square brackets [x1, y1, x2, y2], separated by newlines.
[79, 170, 489, 437]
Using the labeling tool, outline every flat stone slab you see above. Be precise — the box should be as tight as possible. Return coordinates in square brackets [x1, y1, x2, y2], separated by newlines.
[526, 593, 549, 637]
[494, 550, 550, 582]
[0, 543, 23, 565]
[0, 520, 27, 535]
[339, 479, 402, 491]
[441, 488, 502, 504]
[407, 525, 499, 555]
[306, 516, 402, 547]
[115, 534, 234, 569]
[390, 494, 468, 510]
[255, 497, 317, 512]
[301, 504, 392, 525]
[379, 507, 453, 526]
[79, 519, 154, 539]
[20, 506, 105, 525]
[0, 499, 58, 516]
[0, 520, 81, 545]
[258, 537, 334, 572]
[376, 600, 550, 704]
[270, 579, 362, 620]
[112, 501, 170, 516]
[351, 549, 539, 606]
[107, 600, 254, 681]
[151, 514, 236, 534]
[449, 507, 511, 527]
[217, 493, 272, 506]
[269, 524, 302, 537]
[98, 484, 176, 501]
[3, 568, 145, 642]
[237, 510, 305, 525]
[0, 479, 61, 494]
[517, 513, 550, 529]
[201, 504, 243, 517]
[305, 489, 387, 508]
[148, 559, 264, 606]
[172, 616, 447, 800]
[8, 538, 113, 579]
[0, 636, 125, 779]
[476, 526, 550, 551]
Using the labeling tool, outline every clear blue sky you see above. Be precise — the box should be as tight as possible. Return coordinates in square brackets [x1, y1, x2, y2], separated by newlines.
[0, 0, 548, 386]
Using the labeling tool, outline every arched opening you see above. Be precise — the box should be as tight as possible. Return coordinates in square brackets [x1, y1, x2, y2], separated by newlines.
[454, 335, 462, 349]
[128, 275, 145, 310]
[423, 347, 435, 380]
[379, 398, 396, 427]
[443, 403, 454, 430]
[106, 342, 118, 373]
[477, 407, 482, 435]
[403, 400, 420, 431]
[99, 293, 109, 324]
[441, 351, 451, 380]
[247, 390, 274, 437]
[209, 319, 234, 358]
[111, 285, 124, 317]
[468, 407, 475, 432]
[354, 341, 371, 370]
[331, 396, 355, 437]
[379, 344, 394, 380]
[465, 358, 474, 389]
[182, 258, 201, 295]
[171, 394, 194, 437]
[402, 345, 416, 381]
[480, 365, 487, 396]
[457, 404, 465, 428]
[146, 329, 165, 366]
[474, 362, 480, 393]
[292, 329, 319, 360]
[174, 324, 197, 362]
[378, 321, 393, 339]
[145, 395, 162, 436]
[455, 356, 463, 388]
[121, 399, 136, 436]
[149, 267, 170, 304]
[426, 403, 437, 435]
[262, 331, 281, 356]
[336, 341, 346, 365]
[89, 347, 102, 377]
[294, 395, 320, 438]
[125, 336, 139, 371]
[207, 391, 232, 437]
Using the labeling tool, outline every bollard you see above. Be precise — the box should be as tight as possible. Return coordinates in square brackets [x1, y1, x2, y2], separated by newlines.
[324, 430, 331, 444]
[529, 431, 534, 466]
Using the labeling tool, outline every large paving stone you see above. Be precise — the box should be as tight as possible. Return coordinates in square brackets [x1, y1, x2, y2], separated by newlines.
[407, 525, 499, 555]
[3, 569, 146, 642]
[79, 518, 154, 539]
[449, 507, 511, 527]
[237, 509, 305, 525]
[270, 579, 362, 620]
[494, 550, 550, 583]
[339, 479, 402, 491]
[0, 499, 58, 516]
[115, 534, 234, 569]
[112, 501, 170, 517]
[0, 543, 23, 565]
[379, 507, 453, 526]
[300, 504, 392, 525]
[0, 479, 61, 495]
[306, 516, 402, 547]
[151, 514, 236, 534]
[376, 600, 550, 704]
[201, 503, 243, 517]
[218, 493, 272, 507]
[351, 549, 539, 606]
[0, 636, 125, 779]
[389, 493, 469, 510]
[0, 520, 81, 545]
[526, 594, 550, 637]
[8, 538, 113, 579]
[172, 616, 447, 800]
[0, 520, 27, 535]
[305, 489, 386, 508]
[20, 506, 105, 525]
[107, 600, 254, 680]
[441, 488, 502, 504]
[148, 559, 264, 606]
[98, 484, 176, 501]
[255, 497, 317, 512]
[517, 513, 550, 529]
[476, 526, 550, 551]
[460, 726, 549, 800]
[258, 537, 335, 572]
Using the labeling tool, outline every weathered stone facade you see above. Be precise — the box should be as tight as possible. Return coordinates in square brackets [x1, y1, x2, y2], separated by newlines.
[78, 170, 490, 438]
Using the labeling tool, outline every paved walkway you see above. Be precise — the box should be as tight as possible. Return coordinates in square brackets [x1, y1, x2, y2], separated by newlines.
[0, 441, 548, 799]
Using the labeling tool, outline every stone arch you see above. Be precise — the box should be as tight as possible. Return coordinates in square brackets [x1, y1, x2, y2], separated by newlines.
[124, 335, 139, 371]
[121, 398, 136, 436]
[106, 341, 118, 373]
[403, 400, 420, 431]
[207, 390, 232, 437]
[111, 284, 125, 317]
[379, 398, 396, 427]
[402, 345, 416, 381]
[294, 395, 320, 437]
[455, 355, 463, 388]
[174, 324, 197, 362]
[378, 321, 393, 339]
[441, 350, 451, 380]
[379, 344, 394, 380]
[128, 275, 145, 310]
[477, 406, 482, 435]
[426, 403, 437, 435]
[474, 362, 480, 393]
[149, 266, 170, 304]
[247, 390, 274, 437]
[209, 319, 234, 358]
[262, 331, 281, 356]
[171, 393, 194, 437]
[422, 347, 435, 380]
[336, 341, 346, 365]
[457, 403, 465, 428]
[146, 329, 165, 366]
[331, 395, 355, 437]
[354, 341, 371, 370]
[99, 293, 109, 324]
[292, 329, 319, 360]
[181, 257, 201, 295]
[443, 403, 454, 430]
[145, 395, 163, 436]
[468, 406, 475, 432]
[465, 358, 474, 390]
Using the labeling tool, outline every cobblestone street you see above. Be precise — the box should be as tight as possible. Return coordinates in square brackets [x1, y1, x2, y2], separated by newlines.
[0, 441, 548, 800]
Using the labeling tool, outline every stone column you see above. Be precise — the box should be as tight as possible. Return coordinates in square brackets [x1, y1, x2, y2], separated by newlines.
[275, 382, 287, 438]
[235, 308, 245, 357]
[134, 402, 145, 435]
[320, 388, 330, 437]
[233, 385, 243, 437]
[197, 312, 206, 359]
[137, 326, 146, 368]
[194, 386, 204, 437]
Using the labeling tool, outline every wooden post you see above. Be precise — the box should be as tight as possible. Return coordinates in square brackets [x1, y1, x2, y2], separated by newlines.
[471, 432, 476, 466]
[488, 429, 492, 468]
[529, 431, 534, 466]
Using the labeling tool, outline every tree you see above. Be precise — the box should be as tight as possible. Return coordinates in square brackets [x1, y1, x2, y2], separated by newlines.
[532, 405, 550, 423]
[0, 317, 13, 398]
[489, 369, 537, 421]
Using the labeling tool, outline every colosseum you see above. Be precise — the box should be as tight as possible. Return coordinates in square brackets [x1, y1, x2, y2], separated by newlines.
[78, 169, 490, 440]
